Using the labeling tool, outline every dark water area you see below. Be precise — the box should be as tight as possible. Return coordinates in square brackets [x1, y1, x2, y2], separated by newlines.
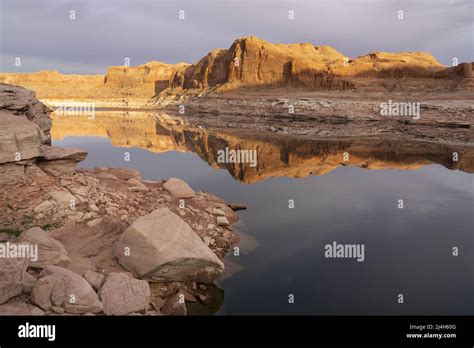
[53, 124, 474, 315]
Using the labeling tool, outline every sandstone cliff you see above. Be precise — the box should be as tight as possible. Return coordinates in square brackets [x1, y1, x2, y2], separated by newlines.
[165, 36, 473, 95]
[0, 61, 189, 108]
[105, 61, 189, 95]
[0, 71, 105, 99]
[168, 36, 355, 91]
[1, 36, 472, 108]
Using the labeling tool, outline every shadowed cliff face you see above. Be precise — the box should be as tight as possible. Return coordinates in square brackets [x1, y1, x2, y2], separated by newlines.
[51, 111, 474, 183]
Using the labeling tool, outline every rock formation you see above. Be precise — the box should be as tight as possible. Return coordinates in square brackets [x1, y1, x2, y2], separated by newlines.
[0, 256, 29, 304]
[1, 36, 472, 109]
[165, 36, 473, 96]
[105, 61, 189, 94]
[0, 84, 52, 143]
[162, 178, 196, 198]
[99, 272, 150, 315]
[31, 266, 104, 314]
[0, 61, 188, 108]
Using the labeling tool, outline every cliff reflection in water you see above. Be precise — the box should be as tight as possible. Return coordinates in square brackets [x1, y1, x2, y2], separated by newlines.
[51, 111, 474, 183]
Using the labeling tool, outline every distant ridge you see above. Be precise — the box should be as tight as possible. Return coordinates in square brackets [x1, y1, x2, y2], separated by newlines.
[0, 36, 472, 106]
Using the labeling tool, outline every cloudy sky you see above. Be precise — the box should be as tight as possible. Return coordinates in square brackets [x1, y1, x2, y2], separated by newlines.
[0, 0, 472, 74]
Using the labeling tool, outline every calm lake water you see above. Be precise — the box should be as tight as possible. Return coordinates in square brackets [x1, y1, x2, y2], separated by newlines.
[52, 113, 474, 315]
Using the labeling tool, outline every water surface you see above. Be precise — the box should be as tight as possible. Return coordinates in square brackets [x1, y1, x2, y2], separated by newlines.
[52, 112, 474, 315]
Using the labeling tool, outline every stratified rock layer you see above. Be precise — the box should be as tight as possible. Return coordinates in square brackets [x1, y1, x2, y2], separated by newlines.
[0, 84, 52, 143]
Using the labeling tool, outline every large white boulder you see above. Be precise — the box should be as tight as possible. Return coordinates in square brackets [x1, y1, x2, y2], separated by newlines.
[115, 207, 224, 283]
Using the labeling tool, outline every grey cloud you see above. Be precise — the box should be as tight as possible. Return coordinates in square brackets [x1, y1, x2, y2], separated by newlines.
[0, 0, 472, 74]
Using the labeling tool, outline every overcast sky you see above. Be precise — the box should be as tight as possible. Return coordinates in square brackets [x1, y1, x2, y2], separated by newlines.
[0, 0, 472, 74]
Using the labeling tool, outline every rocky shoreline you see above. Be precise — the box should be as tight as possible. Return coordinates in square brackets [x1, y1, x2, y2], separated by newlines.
[0, 84, 240, 316]
[157, 90, 473, 146]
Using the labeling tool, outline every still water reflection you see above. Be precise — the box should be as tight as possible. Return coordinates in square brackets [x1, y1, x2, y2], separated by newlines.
[52, 111, 474, 315]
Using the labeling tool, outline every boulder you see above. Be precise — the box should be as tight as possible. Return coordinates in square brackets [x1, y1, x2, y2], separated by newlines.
[83, 271, 105, 291]
[86, 218, 102, 227]
[0, 302, 45, 316]
[31, 266, 103, 314]
[33, 200, 55, 214]
[22, 272, 38, 294]
[99, 272, 150, 315]
[216, 216, 230, 226]
[0, 254, 29, 304]
[161, 293, 186, 316]
[31, 274, 66, 311]
[18, 227, 70, 268]
[47, 189, 77, 209]
[69, 185, 89, 198]
[115, 207, 224, 283]
[96, 172, 119, 180]
[212, 208, 226, 216]
[162, 178, 195, 198]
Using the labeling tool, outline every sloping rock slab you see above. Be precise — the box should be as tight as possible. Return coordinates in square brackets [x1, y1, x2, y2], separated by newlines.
[18, 227, 71, 268]
[49, 217, 125, 276]
[39, 145, 87, 162]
